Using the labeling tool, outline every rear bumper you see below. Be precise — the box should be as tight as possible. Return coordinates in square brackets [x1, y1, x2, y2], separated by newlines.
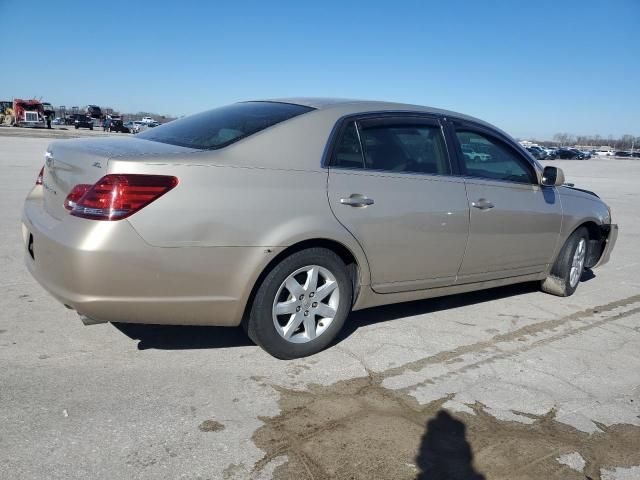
[594, 223, 618, 268]
[22, 192, 280, 326]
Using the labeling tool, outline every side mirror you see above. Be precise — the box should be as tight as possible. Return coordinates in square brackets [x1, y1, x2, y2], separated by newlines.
[541, 166, 565, 186]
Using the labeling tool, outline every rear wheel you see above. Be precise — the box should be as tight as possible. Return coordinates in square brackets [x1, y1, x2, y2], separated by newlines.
[246, 248, 353, 359]
[541, 227, 588, 297]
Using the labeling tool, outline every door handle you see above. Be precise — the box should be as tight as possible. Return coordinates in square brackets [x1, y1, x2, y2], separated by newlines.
[471, 198, 494, 210]
[340, 194, 374, 207]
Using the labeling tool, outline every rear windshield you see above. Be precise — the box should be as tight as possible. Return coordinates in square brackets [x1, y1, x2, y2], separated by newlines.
[137, 101, 314, 150]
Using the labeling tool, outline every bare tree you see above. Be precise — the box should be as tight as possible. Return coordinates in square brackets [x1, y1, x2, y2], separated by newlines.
[545, 133, 638, 152]
[552, 133, 575, 146]
[620, 134, 635, 149]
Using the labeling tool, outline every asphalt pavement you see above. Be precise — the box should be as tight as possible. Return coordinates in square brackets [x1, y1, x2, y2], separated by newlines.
[1, 132, 639, 479]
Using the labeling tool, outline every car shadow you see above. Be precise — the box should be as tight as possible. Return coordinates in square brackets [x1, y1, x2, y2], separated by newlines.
[113, 275, 595, 352]
[581, 268, 596, 282]
[415, 410, 485, 480]
[337, 281, 540, 341]
[112, 322, 253, 350]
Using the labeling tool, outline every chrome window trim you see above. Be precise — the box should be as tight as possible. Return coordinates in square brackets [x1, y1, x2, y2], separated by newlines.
[326, 167, 466, 184]
[462, 175, 545, 190]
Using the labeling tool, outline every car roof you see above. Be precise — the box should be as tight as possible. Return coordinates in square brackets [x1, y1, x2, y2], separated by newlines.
[254, 97, 500, 132]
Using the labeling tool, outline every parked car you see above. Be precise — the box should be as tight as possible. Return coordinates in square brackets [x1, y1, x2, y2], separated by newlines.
[135, 124, 148, 133]
[73, 115, 94, 130]
[107, 117, 130, 133]
[544, 148, 557, 159]
[132, 121, 159, 132]
[22, 99, 617, 359]
[126, 121, 146, 133]
[86, 105, 102, 119]
[595, 149, 615, 156]
[461, 144, 491, 162]
[52, 117, 64, 125]
[64, 115, 79, 126]
[526, 146, 547, 160]
[141, 116, 155, 124]
[65, 114, 90, 126]
[614, 151, 631, 157]
[556, 148, 586, 160]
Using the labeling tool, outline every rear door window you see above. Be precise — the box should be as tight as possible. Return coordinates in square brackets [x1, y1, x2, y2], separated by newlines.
[137, 102, 314, 150]
[332, 121, 365, 169]
[330, 118, 451, 175]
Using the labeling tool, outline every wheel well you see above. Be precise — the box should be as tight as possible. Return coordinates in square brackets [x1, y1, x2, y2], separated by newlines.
[240, 239, 360, 327]
[577, 221, 605, 268]
[580, 221, 602, 242]
[271, 239, 358, 270]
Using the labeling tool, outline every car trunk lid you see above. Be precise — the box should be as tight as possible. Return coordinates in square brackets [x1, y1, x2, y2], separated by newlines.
[42, 137, 198, 220]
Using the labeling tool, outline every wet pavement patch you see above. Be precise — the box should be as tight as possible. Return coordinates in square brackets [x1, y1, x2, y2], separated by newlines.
[252, 375, 640, 480]
[251, 295, 640, 479]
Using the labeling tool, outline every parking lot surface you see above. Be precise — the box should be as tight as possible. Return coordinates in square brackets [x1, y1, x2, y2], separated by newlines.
[1, 131, 639, 480]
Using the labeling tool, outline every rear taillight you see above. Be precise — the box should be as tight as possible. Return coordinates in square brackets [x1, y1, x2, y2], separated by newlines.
[69, 174, 178, 221]
[64, 184, 92, 210]
[36, 166, 44, 185]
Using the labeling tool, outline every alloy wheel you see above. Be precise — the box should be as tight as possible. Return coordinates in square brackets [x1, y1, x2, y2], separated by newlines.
[272, 265, 340, 343]
[569, 238, 586, 288]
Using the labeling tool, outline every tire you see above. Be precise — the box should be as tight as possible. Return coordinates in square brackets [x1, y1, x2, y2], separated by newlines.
[246, 248, 353, 359]
[75, 125, 79, 129]
[90, 126, 93, 130]
[541, 227, 589, 297]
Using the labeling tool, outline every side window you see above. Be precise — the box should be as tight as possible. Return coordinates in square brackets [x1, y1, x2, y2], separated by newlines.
[359, 124, 450, 175]
[456, 130, 535, 184]
[332, 121, 365, 169]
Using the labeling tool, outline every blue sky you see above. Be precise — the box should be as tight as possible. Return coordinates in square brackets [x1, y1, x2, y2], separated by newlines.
[0, 0, 637, 139]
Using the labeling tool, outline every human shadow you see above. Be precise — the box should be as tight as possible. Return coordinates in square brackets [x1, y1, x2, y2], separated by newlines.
[415, 410, 485, 480]
[112, 323, 252, 350]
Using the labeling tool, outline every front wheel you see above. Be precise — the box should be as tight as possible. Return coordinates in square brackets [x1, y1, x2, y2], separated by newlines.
[541, 227, 588, 297]
[246, 248, 353, 359]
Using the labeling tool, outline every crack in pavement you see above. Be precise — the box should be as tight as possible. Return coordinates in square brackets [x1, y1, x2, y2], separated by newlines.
[378, 294, 640, 386]
[393, 305, 640, 393]
[248, 294, 640, 479]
